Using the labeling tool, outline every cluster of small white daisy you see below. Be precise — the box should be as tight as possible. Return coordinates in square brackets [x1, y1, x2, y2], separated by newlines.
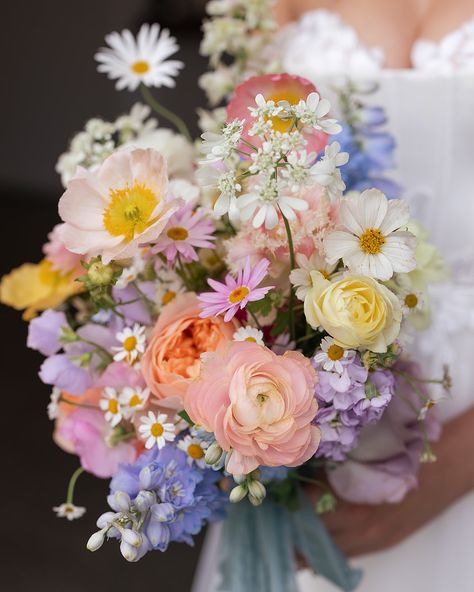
[100, 386, 150, 427]
[113, 324, 147, 365]
[199, 93, 345, 229]
[55, 104, 158, 186]
[199, 0, 278, 129]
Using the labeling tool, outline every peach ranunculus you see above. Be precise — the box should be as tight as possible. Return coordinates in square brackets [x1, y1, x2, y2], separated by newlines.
[184, 341, 321, 476]
[142, 292, 236, 407]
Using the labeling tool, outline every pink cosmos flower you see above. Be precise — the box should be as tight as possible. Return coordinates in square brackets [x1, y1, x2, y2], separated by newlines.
[184, 341, 320, 475]
[152, 202, 216, 263]
[198, 257, 273, 322]
[58, 148, 179, 264]
[227, 73, 329, 154]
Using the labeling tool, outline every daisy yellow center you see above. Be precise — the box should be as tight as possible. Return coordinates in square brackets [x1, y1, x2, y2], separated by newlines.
[359, 228, 386, 255]
[64, 505, 74, 513]
[266, 90, 302, 133]
[128, 394, 141, 407]
[162, 290, 177, 305]
[150, 422, 164, 437]
[187, 444, 204, 459]
[103, 183, 159, 241]
[245, 336, 257, 342]
[123, 335, 137, 352]
[228, 286, 250, 304]
[327, 344, 344, 361]
[404, 293, 419, 308]
[108, 399, 119, 414]
[131, 60, 150, 74]
[167, 226, 189, 241]
[320, 269, 331, 280]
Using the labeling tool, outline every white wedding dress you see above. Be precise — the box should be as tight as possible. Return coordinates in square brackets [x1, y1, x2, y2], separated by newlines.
[193, 10, 474, 592]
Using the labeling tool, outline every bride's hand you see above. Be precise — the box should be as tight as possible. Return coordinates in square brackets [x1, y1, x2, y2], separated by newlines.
[307, 407, 474, 557]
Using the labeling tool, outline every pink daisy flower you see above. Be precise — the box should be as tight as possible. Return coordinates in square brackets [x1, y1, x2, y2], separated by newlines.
[198, 257, 273, 322]
[152, 203, 216, 263]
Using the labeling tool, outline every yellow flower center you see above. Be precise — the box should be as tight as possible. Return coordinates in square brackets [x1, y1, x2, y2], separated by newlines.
[103, 183, 159, 241]
[327, 344, 344, 361]
[123, 335, 138, 352]
[131, 60, 150, 74]
[228, 286, 250, 304]
[108, 399, 119, 414]
[162, 290, 177, 306]
[245, 336, 257, 342]
[266, 90, 302, 133]
[128, 394, 141, 407]
[150, 422, 164, 437]
[187, 444, 204, 459]
[64, 505, 74, 513]
[166, 226, 189, 241]
[359, 228, 386, 255]
[404, 293, 419, 308]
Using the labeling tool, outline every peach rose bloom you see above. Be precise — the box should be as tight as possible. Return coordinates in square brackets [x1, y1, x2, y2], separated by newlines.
[184, 341, 321, 475]
[142, 293, 236, 407]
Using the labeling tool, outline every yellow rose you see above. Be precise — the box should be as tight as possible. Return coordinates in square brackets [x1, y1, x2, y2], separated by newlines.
[0, 260, 83, 320]
[304, 272, 402, 353]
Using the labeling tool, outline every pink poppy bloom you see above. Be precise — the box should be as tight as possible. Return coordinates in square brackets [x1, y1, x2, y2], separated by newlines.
[227, 73, 329, 154]
[152, 202, 216, 263]
[198, 257, 273, 322]
[42, 224, 83, 274]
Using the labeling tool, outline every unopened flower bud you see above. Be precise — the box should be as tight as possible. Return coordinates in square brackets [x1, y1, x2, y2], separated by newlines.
[233, 474, 246, 485]
[248, 494, 263, 507]
[205, 441, 223, 465]
[121, 528, 142, 548]
[229, 484, 248, 503]
[87, 530, 105, 552]
[112, 491, 131, 512]
[135, 490, 156, 512]
[87, 260, 115, 286]
[247, 480, 266, 502]
[120, 539, 139, 562]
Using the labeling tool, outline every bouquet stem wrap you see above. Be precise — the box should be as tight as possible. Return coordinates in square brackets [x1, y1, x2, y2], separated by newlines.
[217, 491, 362, 592]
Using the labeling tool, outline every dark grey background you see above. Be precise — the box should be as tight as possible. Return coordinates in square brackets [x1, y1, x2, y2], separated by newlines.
[0, 1, 213, 590]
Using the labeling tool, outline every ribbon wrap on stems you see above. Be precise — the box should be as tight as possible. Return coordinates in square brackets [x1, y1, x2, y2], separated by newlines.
[217, 490, 362, 592]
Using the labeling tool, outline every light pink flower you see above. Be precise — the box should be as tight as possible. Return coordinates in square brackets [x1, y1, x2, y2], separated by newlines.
[58, 148, 179, 264]
[184, 341, 320, 475]
[42, 224, 83, 273]
[198, 257, 273, 322]
[152, 202, 216, 263]
[227, 73, 328, 154]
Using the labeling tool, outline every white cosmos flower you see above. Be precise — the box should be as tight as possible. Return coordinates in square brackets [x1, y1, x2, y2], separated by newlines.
[233, 326, 265, 345]
[290, 252, 338, 301]
[53, 503, 86, 521]
[95, 24, 184, 92]
[138, 412, 176, 449]
[324, 189, 417, 281]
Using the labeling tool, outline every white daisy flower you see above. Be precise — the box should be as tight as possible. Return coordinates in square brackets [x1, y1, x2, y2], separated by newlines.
[238, 176, 308, 230]
[113, 324, 146, 365]
[178, 435, 209, 468]
[155, 268, 184, 311]
[138, 411, 176, 449]
[95, 24, 184, 92]
[290, 252, 338, 301]
[399, 290, 424, 314]
[313, 337, 353, 374]
[47, 387, 61, 420]
[233, 326, 264, 345]
[53, 502, 86, 521]
[324, 189, 417, 281]
[100, 387, 123, 427]
[115, 255, 146, 289]
[310, 142, 349, 201]
[119, 386, 150, 420]
[293, 93, 342, 134]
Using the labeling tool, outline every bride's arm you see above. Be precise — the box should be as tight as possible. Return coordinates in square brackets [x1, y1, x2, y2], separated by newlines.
[308, 406, 474, 557]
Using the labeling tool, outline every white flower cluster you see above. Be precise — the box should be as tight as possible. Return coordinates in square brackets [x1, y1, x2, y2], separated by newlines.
[199, 93, 347, 229]
[199, 0, 278, 122]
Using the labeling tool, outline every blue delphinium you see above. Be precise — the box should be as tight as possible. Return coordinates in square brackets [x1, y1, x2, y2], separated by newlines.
[87, 446, 228, 561]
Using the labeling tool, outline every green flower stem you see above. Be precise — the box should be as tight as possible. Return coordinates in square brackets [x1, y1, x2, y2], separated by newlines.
[140, 84, 192, 142]
[248, 309, 263, 331]
[66, 467, 85, 504]
[279, 208, 296, 342]
[132, 281, 156, 316]
[60, 397, 99, 411]
[78, 338, 114, 364]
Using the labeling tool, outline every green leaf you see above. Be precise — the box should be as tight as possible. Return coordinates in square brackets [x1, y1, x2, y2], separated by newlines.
[316, 492, 337, 514]
[178, 410, 194, 425]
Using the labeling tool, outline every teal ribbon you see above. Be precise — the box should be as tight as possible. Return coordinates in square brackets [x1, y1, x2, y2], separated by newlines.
[217, 491, 362, 592]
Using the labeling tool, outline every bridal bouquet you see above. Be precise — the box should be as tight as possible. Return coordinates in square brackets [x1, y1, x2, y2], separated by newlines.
[1, 1, 450, 590]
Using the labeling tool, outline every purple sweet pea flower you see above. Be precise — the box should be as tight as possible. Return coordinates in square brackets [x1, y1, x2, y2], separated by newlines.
[27, 310, 68, 355]
[39, 354, 93, 395]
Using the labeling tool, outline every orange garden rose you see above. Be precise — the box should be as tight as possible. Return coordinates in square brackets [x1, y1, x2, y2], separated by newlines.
[142, 293, 237, 407]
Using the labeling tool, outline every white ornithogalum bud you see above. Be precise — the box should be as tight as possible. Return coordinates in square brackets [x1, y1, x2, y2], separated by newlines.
[247, 480, 266, 503]
[205, 441, 223, 465]
[112, 491, 131, 512]
[87, 530, 106, 552]
[229, 484, 248, 503]
[134, 490, 156, 512]
[233, 474, 246, 485]
[120, 539, 139, 562]
[248, 494, 264, 507]
[121, 528, 142, 548]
